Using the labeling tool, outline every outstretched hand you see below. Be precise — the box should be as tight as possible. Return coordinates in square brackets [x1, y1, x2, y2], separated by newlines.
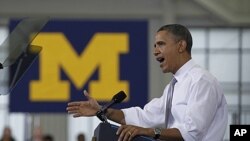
[66, 90, 100, 117]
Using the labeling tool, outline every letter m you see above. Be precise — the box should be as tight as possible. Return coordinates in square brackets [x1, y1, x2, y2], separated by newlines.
[30, 32, 129, 101]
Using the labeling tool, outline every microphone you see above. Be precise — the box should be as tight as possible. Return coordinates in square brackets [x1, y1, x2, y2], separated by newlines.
[96, 91, 127, 122]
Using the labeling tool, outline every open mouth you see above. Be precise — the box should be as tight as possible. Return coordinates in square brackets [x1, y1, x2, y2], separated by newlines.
[157, 57, 165, 63]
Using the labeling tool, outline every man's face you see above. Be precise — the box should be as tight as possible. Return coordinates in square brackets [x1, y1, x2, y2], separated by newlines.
[154, 30, 180, 73]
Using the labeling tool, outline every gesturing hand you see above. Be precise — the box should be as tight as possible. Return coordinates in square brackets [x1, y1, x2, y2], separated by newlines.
[66, 90, 100, 117]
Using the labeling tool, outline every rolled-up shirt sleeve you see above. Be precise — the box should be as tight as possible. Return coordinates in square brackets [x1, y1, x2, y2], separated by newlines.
[122, 92, 168, 128]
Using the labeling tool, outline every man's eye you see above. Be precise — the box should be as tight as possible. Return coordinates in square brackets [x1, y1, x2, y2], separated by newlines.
[158, 43, 165, 47]
[154, 42, 165, 48]
[159, 41, 165, 45]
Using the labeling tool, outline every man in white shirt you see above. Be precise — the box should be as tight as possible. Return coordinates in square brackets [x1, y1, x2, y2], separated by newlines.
[67, 24, 228, 141]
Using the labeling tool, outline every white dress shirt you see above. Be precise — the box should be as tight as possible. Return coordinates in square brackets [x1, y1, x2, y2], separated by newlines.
[122, 59, 228, 141]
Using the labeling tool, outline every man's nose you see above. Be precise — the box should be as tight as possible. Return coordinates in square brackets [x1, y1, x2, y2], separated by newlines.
[153, 47, 160, 56]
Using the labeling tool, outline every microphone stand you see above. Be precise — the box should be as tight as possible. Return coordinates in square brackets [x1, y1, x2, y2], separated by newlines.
[96, 110, 109, 123]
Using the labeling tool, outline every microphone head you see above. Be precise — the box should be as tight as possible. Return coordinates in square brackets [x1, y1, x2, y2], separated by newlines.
[112, 91, 127, 103]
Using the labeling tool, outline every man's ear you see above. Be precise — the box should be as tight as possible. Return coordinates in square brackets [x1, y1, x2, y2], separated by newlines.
[178, 40, 187, 53]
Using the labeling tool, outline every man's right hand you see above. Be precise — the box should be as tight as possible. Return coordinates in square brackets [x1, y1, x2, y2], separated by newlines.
[66, 90, 100, 117]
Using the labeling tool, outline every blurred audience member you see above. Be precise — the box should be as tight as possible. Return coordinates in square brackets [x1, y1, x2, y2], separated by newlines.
[0, 127, 15, 141]
[77, 133, 85, 141]
[30, 126, 43, 141]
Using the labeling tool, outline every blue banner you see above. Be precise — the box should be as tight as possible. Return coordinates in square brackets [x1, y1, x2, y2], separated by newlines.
[9, 19, 148, 112]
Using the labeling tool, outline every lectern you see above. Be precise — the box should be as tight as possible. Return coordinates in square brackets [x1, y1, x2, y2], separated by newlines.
[93, 123, 155, 141]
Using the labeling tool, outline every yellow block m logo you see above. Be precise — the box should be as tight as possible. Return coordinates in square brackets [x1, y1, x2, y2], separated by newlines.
[30, 32, 129, 101]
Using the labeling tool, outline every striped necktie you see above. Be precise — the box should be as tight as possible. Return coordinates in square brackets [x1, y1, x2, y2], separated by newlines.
[165, 77, 177, 128]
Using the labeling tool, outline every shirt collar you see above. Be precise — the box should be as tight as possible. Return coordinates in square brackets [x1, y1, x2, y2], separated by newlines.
[173, 59, 196, 82]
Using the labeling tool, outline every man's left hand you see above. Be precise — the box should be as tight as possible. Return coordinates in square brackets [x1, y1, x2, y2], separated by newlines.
[116, 125, 151, 141]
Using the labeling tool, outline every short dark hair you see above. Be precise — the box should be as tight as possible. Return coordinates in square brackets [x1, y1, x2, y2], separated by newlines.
[157, 24, 193, 54]
[77, 133, 85, 141]
[42, 134, 53, 141]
